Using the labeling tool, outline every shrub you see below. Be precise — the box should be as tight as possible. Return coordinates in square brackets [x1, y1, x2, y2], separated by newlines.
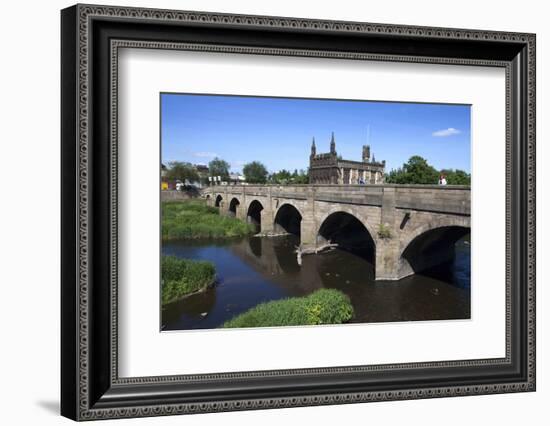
[161, 256, 216, 305]
[222, 289, 354, 328]
[162, 200, 255, 240]
[377, 223, 392, 239]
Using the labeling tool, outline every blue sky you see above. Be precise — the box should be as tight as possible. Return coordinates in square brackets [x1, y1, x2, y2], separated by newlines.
[161, 93, 471, 174]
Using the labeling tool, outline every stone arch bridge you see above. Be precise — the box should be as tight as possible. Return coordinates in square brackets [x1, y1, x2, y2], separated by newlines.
[203, 184, 470, 281]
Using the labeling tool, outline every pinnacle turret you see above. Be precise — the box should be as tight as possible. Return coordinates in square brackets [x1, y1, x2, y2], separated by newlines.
[330, 132, 336, 154]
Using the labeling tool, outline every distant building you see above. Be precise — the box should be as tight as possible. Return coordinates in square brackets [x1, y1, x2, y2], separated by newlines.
[229, 172, 246, 185]
[308, 133, 386, 184]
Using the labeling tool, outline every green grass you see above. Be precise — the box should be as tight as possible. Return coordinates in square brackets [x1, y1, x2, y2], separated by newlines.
[222, 289, 354, 328]
[162, 200, 256, 240]
[161, 255, 216, 305]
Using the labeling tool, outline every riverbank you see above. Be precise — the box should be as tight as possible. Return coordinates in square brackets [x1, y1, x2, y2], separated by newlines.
[161, 255, 216, 306]
[222, 289, 354, 328]
[162, 200, 255, 240]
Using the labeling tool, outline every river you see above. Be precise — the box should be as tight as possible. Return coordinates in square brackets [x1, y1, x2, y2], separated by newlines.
[161, 235, 470, 330]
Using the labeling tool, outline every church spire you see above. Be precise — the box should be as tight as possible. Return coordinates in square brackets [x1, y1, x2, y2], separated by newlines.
[330, 132, 336, 154]
[311, 137, 316, 157]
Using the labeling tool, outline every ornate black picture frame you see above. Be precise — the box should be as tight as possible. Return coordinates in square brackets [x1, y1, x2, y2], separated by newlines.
[61, 4, 536, 421]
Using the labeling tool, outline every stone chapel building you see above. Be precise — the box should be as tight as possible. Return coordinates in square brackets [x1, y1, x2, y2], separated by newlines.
[308, 132, 386, 184]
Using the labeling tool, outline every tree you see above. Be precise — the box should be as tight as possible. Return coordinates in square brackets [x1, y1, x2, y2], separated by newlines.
[208, 157, 230, 181]
[385, 156, 471, 185]
[385, 156, 439, 184]
[269, 169, 293, 184]
[243, 161, 268, 184]
[165, 161, 199, 183]
[441, 169, 471, 185]
[293, 169, 309, 184]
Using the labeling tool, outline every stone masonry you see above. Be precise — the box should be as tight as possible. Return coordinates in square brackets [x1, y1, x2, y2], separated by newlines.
[204, 184, 470, 281]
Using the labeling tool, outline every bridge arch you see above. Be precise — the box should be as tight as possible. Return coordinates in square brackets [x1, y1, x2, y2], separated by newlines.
[398, 217, 470, 278]
[273, 198, 304, 215]
[273, 203, 303, 238]
[246, 199, 264, 233]
[317, 211, 376, 263]
[316, 207, 378, 245]
[214, 194, 223, 207]
[228, 197, 240, 217]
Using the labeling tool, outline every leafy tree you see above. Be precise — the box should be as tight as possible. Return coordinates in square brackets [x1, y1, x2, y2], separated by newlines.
[208, 157, 230, 181]
[440, 169, 471, 185]
[165, 161, 199, 183]
[268, 169, 309, 184]
[243, 161, 268, 184]
[385, 156, 439, 184]
[385, 156, 471, 185]
[293, 169, 309, 184]
[269, 169, 293, 184]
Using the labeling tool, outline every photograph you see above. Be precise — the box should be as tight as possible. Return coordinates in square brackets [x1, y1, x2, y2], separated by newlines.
[160, 93, 472, 331]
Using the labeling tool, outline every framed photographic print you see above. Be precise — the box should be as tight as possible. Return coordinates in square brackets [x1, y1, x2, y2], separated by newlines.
[61, 4, 536, 421]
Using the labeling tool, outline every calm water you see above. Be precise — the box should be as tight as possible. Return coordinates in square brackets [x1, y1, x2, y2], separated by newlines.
[162, 235, 470, 330]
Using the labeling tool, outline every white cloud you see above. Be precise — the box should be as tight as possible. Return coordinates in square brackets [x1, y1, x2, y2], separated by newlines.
[432, 127, 461, 137]
[192, 151, 218, 158]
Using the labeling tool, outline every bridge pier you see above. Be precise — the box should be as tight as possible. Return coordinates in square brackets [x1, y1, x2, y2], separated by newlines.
[375, 187, 402, 280]
[260, 209, 274, 233]
[300, 218, 317, 247]
[300, 187, 317, 247]
[375, 239, 403, 280]
[236, 204, 246, 221]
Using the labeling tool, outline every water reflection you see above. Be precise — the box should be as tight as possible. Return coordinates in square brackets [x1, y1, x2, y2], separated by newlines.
[162, 235, 470, 330]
